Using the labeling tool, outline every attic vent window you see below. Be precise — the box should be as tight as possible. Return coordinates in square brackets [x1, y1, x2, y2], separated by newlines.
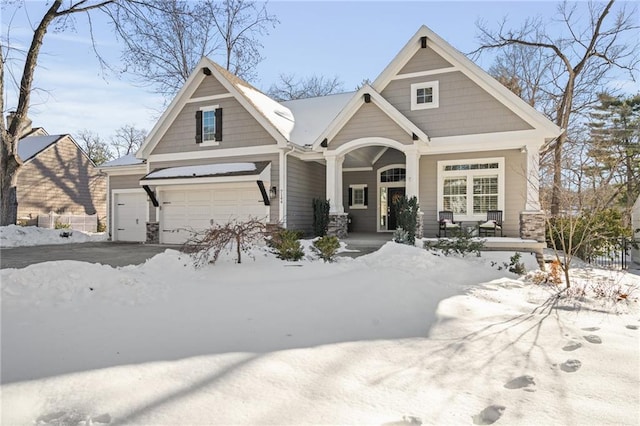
[410, 81, 439, 111]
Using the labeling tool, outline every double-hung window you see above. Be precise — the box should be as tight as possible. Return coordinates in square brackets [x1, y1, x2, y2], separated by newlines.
[438, 158, 504, 221]
[195, 105, 223, 146]
[348, 184, 368, 209]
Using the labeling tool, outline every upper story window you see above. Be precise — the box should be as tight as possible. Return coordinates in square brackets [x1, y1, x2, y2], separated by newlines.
[195, 105, 223, 146]
[410, 81, 439, 110]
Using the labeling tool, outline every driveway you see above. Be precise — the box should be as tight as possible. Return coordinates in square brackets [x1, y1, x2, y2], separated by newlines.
[0, 242, 175, 269]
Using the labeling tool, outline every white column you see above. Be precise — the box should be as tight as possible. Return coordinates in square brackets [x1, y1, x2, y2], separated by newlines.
[405, 146, 420, 200]
[325, 152, 344, 214]
[524, 143, 541, 211]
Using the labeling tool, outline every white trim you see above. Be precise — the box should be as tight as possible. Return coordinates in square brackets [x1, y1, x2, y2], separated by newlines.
[343, 167, 373, 172]
[101, 165, 147, 176]
[371, 147, 389, 165]
[392, 67, 458, 81]
[424, 130, 546, 155]
[111, 189, 148, 242]
[333, 137, 409, 157]
[186, 93, 234, 104]
[148, 144, 281, 163]
[140, 165, 270, 187]
[199, 104, 220, 146]
[377, 164, 406, 232]
[410, 81, 439, 111]
[348, 184, 368, 209]
[436, 157, 505, 222]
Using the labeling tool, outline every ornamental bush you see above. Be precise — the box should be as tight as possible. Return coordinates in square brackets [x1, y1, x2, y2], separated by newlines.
[394, 195, 419, 244]
[269, 228, 304, 261]
[312, 235, 340, 262]
[312, 198, 330, 237]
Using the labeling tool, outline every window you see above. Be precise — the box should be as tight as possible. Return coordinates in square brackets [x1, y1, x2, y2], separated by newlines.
[349, 184, 368, 209]
[438, 158, 504, 221]
[195, 105, 222, 146]
[380, 168, 406, 183]
[411, 81, 439, 110]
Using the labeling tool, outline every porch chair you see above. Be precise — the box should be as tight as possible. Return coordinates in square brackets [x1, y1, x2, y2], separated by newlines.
[478, 210, 503, 237]
[438, 210, 460, 237]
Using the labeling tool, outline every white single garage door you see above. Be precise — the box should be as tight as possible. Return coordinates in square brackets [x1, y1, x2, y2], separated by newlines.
[113, 192, 147, 242]
[160, 183, 269, 244]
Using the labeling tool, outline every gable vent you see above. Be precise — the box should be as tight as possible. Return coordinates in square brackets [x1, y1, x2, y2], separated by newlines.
[420, 36, 427, 49]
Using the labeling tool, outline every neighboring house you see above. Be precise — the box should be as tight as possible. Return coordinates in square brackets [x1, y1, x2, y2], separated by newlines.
[16, 127, 107, 227]
[101, 26, 561, 244]
[632, 195, 640, 266]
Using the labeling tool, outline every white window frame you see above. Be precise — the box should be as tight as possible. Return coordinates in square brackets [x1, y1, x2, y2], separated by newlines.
[437, 157, 505, 222]
[410, 81, 439, 110]
[200, 105, 219, 146]
[349, 184, 367, 210]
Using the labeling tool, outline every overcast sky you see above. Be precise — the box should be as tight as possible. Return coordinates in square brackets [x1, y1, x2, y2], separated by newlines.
[2, 1, 638, 143]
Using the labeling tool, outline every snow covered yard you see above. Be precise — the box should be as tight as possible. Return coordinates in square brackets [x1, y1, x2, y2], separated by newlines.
[0, 225, 107, 247]
[1, 241, 639, 425]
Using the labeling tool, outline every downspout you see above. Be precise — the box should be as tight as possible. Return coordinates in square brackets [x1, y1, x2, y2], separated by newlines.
[279, 144, 296, 227]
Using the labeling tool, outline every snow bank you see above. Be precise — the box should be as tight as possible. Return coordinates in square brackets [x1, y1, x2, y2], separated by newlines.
[0, 225, 107, 247]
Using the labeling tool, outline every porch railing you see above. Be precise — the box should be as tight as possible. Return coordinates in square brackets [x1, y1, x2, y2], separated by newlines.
[584, 237, 632, 270]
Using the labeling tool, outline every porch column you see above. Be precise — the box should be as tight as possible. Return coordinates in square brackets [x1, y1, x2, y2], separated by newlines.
[325, 152, 344, 213]
[405, 146, 420, 200]
[524, 143, 541, 211]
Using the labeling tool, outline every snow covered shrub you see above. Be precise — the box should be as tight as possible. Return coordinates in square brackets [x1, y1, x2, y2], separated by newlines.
[269, 229, 304, 261]
[393, 228, 410, 244]
[394, 195, 419, 244]
[549, 260, 563, 285]
[426, 229, 485, 257]
[493, 252, 525, 275]
[313, 198, 330, 237]
[312, 236, 340, 262]
[182, 218, 266, 266]
[54, 220, 71, 229]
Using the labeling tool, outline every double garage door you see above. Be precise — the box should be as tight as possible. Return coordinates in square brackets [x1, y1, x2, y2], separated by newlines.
[160, 183, 269, 244]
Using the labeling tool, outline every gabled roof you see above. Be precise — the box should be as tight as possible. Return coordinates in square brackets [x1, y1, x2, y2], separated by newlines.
[138, 58, 295, 158]
[373, 25, 561, 140]
[18, 135, 63, 161]
[312, 85, 430, 150]
[101, 153, 145, 167]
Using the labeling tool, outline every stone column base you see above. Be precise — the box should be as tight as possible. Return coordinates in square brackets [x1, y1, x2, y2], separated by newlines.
[520, 211, 546, 242]
[415, 211, 425, 241]
[146, 222, 159, 244]
[327, 213, 348, 239]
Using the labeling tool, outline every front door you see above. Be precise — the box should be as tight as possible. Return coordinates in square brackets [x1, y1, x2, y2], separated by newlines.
[387, 187, 406, 231]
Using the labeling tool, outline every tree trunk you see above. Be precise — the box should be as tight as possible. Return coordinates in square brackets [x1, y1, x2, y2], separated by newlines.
[0, 134, 21, 225]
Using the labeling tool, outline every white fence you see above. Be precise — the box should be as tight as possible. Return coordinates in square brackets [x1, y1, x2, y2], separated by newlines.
[38, 213, 98, 233]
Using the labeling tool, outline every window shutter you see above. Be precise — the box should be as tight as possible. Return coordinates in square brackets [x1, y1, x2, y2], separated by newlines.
[195, 110, 203, 144]
[348, 187, 353, 207]
[215, 108, 223, 141]
[363, 187, 368, 206]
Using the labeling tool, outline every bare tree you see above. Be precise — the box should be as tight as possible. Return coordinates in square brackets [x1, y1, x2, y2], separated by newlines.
[474, 0, 639, 216]
[111, 124, 146, 157]
[108, 0, 277, 97]
[1, 0, 118, 226]
[75, 129, 113, 165]
[267, 73, 344, 101]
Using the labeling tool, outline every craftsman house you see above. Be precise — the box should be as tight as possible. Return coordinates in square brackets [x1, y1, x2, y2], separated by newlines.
[101, 25, 561, 244]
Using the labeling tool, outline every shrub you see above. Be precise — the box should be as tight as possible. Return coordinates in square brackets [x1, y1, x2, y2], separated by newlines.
[269, 229, 304, 261]
[426, 228, 485, 257]
[312, 236, 340, 262]
[492, 252, 526, 275]
[182, 218, 266, 266]
[55, 220, 71, 229]
[393, 228, 409, 244]
[394, 195, 419, 244]
[97, 219, 107, 233]
[312, 198, 330, 237]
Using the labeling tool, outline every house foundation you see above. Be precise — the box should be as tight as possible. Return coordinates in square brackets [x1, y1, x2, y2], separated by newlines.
[146, 222, 159, 244]
[328, 213, 348, 239]
[519, 211, 546, 268]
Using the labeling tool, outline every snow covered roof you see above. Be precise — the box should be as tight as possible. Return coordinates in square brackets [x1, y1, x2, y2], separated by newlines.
[143, 162, 266, 180]
[17, 135, 63, 161]
[282, 92, 355, 147]
[102, 154, 145, 167]
[236, 83, 295, 141]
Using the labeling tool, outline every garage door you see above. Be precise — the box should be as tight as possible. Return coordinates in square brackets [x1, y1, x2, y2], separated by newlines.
[114, 192, 147, 242]
[160, 183, 269, 244]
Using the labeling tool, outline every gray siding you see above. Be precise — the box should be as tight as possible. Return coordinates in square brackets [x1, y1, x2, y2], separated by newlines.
[399, 46, 453, 74]
[17, 136, 107, 223]
[191, 75, 229, 98]
[150, 154, 280, 222]
[342, 148, 406, 233]
[151, 97, 277, 155]
[381, 71, 532, 138]
[329, 103, 413, 150]
[419, 149, 526, 238]
[286, 157, 325, 235]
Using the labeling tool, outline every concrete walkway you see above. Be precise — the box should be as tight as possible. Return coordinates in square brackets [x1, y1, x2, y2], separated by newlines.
[339, 233, 393, 258]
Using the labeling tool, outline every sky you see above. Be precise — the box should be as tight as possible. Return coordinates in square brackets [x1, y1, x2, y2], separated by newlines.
[2, 1, 638, 142]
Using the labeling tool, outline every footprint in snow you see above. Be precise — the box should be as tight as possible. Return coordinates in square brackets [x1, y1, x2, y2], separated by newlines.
[625, 325, 639, 330]
[35, 410, 111, 425]
[382, 416, 422, 426]
[562, 341, 583, 351]
[472, 405, 506, 425]
[583, 335, 602, 344]
[581, 327, 600, 331]
[560, 359, 582, 373]
[504, 375, 536, 392]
